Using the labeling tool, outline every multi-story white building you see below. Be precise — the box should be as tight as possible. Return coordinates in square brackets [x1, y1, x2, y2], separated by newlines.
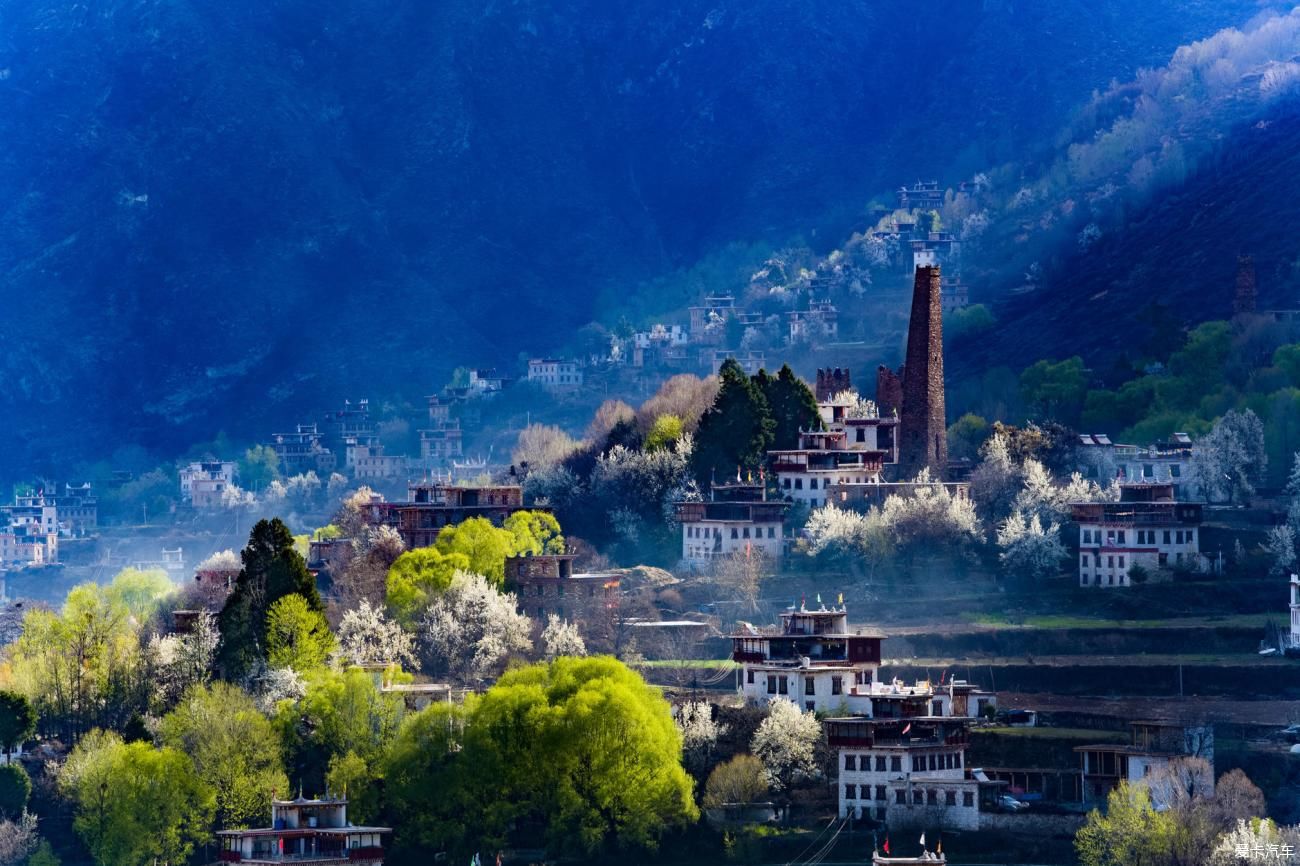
[346, 439, 408, 481]
[1072, 483, 1203, 587]
[633, 324, 690, 369]
[269, 425, 337, 476]
[2, 494, 58, 537]
[675, 481, 786, 569]
[179, 461, 237, 508]
[731, 606, 883, 713]
[828, 679, 999, 831]
[526, 358, 583, 391]
[769, 392, 900, 510]
[787, 301, 839, 345]
[731, 605, 999, 829]
[1282, 573, 1300, 654]
[47, 482, 97, 537]
[418, 425, 464, 464]
[0, 522, 57, 568]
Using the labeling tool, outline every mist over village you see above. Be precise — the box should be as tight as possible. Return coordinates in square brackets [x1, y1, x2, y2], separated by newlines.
[9, 3, 1300, 866]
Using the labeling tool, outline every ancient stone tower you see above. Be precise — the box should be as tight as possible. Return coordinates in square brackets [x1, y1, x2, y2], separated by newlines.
[875, 365, 903, 417]
[899, 265, 947, 479]
[815, 368, 852, 401]
[1234, 255, 1257, 316]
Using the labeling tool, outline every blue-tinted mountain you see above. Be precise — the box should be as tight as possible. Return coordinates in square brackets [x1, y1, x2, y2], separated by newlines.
[0, 0, 1282, 475]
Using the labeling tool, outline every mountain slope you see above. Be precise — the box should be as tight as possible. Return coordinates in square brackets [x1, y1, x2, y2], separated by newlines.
[0, 0, 1282, 475]
[955, 103, 1300, 381]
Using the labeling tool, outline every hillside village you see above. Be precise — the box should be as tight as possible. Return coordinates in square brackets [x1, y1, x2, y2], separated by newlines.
[4, 179, 1300, 866]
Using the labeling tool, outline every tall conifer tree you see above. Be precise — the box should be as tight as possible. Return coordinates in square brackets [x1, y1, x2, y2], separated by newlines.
[217, 518, 323, 680]
[691, 359, 775, 487]
[759, 364, 821, 450]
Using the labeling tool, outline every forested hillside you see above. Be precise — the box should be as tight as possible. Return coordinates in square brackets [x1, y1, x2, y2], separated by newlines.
[0, 0, 1279, 475]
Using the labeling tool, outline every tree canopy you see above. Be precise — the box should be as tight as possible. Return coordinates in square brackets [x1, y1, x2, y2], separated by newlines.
[691, 359, 776, 487]
[9, 583, 149, 741]
[0, 691, 35, 755]
[434, 518, 515, 585]
[756, 364, 821, 450]
[218, 518, 324, 679]
[385, 547, 470, 626]
[158, 682, 289, 830]
[265, 594, 336, 673]
[61, 732, 215, 866]
[384, 656, 697, 859]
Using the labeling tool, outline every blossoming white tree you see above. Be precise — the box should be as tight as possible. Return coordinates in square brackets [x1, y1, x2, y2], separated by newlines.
[675, 700, 725, 775]
[997, 511, 1066, 579]
[751, 698, 821, 797]
[337, 600, 417, 669]
[1193, 409, 1267, 504]
[540, 614, 587, 660]
[419, 571, 533, 684]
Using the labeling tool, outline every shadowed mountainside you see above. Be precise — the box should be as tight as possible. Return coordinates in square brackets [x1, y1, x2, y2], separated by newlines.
[0, 0, 1282, 475]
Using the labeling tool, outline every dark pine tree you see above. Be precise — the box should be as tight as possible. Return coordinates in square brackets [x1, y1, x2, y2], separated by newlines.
[0, 691, 35, 759]
[758, 364, 821, 450]
[217, 517, 323, 680]
[691, 359, 775, 487]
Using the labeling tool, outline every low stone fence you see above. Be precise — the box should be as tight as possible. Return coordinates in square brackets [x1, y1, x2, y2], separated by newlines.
[978, 810, 1085, 835]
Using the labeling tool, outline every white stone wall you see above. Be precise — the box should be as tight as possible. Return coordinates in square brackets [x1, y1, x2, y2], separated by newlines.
[740, 666, 874, 713]
[681, 520, 782, 567]
[1077, 522, 1201, 587]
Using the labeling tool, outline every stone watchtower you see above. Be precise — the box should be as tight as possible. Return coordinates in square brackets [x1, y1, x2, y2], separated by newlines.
[899, 265, 947, 479]
[815, 368, 852, 402]
[1234, 255, 1257, 316]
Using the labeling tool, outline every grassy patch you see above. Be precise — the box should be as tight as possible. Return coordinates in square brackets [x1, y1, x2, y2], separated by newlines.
[638, 659, 739, 670]
[977, 726, 1128, 741]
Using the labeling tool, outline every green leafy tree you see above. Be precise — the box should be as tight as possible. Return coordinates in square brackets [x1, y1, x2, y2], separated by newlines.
[756, 365, 820, 451]
[1020, 357, 1088, 426]
[947, 413, 990, 462]
[238, 445, 282, 490]
[275, 667, 404, 798]
[1275, 344, 1300, 385]
[0, 764, 30, 818]
[27, 840, 59, 866]
[384, 656, 697, 858]
[218, 519, 324, 680]
[504, 510, 566, 556]
[0, 691, 35, 759]
[692, 359, 775, 487]
[265, 594, 335, 673]
[1164, 321, 1232, 409]
[326, 751, 379, 823]
[644, 415, 684, 452]
[385, 548, 470, 626]
[104, 567, 175, 622]
[383, 702, 473, 857]
[434, 517, 515, 585]
[947, 304, 996, 340]
[158, 682, 290, 829]
[1075, 782, 1177, 866]
[702, 754, 768, 809]
[9, 584, 150, 740]
[61, 733, 215, 866]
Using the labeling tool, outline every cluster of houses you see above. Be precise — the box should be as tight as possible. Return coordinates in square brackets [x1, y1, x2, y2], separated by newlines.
[0, 482, 98, 573]
[730, 603, 1215, 833]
